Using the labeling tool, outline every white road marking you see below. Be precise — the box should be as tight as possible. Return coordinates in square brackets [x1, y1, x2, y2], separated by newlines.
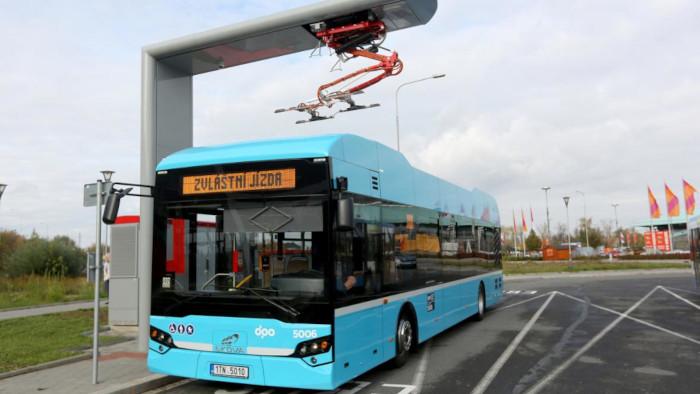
[410, 342, 431, 394]
[555, 291, 700, 345]
[336, 381, 371, 394]
[144, 378, 194, 393]
[213, 389, 252, 394]
[377, 384, 417, 394]
[660, 286, 700, 310]
[497, 292, 554, 311]
[525, 286, 660, 394]
[661, 285, 700, 296]
[471, 292, 556, 394]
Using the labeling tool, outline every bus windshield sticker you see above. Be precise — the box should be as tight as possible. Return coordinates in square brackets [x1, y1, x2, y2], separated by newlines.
[182, 168, 296, 195]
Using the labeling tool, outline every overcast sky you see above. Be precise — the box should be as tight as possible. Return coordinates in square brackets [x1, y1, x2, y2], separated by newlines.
[1, 0, 698, 245]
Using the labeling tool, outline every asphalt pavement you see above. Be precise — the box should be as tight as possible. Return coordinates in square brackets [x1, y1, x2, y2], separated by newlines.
[145, 271, 700, 394]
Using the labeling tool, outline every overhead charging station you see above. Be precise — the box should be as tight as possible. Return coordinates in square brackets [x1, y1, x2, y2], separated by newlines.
[137, 0, 438, 350]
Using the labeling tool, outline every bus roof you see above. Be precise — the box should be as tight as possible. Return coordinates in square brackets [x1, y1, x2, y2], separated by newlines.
[157, 134, 500, 225]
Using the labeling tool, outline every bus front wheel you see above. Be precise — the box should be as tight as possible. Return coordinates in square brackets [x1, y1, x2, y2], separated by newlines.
[392, 313, 414, 368]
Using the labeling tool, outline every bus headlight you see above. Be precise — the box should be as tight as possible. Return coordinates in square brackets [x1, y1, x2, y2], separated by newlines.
[294, 336, 331, 357]
[150, 326, 175, 348]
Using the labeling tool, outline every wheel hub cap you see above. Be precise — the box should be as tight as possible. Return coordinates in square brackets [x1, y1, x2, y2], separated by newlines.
[398, 320, 412, 351]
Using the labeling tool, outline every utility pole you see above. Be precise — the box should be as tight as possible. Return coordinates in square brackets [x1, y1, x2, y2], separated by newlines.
[576, 190, 589, 248]
[542, 187, 552, 243]
[92, 170, 113, 385]
[563, 196, 572, 262]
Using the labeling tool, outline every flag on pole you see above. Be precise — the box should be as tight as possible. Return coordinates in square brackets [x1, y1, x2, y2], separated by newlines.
[647, 186, 661, 219]
[521, 208, 528, 233]
[530, 206, 535, 229]
[512, 210, 518, 233]
[683, 179, 697, 216]
[664, 183, 680, 217]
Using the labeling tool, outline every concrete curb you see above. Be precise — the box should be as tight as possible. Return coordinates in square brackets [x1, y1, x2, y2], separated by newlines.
[505, 268, 693, 281]
[93, 374, 182, 394]
[0, 353, 91, 380]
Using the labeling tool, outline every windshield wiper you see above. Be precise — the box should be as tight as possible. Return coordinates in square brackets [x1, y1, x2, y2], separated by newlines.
[243, 287, 300, 318]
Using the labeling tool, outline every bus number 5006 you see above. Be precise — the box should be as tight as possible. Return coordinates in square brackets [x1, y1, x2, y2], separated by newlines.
[292, 329, 318, 339]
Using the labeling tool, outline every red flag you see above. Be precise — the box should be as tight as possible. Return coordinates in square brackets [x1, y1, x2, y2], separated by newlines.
[647, 187, 661, 219]
[521, 208, 528, 233]
[512, 210, 518, 233]
[664, 183, 680, 217]
[683, 179, 697, 216]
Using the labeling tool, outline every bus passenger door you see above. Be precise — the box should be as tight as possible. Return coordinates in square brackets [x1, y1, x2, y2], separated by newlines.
[334, 222, 384, 382]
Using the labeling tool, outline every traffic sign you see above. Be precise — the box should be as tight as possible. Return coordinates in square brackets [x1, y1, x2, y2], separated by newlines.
[83, 182, 111, 207]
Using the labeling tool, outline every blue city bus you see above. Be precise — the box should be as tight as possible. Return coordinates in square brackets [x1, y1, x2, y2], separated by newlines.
[147, 134, 503, 390]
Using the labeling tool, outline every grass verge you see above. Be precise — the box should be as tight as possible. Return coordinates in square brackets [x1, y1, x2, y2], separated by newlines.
[0, 276, 103, 311]
[503, 261, 690, 275]
[0, 307, 121, 373]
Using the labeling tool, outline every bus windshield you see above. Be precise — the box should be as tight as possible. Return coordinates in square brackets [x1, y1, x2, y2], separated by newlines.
[158, 198, 328, 300]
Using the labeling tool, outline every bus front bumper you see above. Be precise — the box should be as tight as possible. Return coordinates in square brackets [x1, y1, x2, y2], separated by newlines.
[148, 342, 335, 390]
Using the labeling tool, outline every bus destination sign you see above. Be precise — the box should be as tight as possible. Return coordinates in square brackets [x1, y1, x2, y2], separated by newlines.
[182, 168, 296, 195]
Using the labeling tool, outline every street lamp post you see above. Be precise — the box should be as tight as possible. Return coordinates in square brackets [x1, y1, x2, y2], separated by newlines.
[576, 190, 589, 248]
[92, 170, 113, 385]
[0, 184, 6, 212]
[542, 187, 552, 243]
[563, 196, 572, 262]
[0, 184, 6, 226]
[611, 203, 620, 249]
[395, 73, 446, 152]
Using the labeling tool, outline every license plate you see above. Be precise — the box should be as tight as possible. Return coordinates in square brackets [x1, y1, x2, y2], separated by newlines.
[210, 364, 249, 379]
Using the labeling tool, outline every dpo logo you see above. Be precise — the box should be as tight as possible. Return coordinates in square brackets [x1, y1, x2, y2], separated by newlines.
[254, 325, 276, 339]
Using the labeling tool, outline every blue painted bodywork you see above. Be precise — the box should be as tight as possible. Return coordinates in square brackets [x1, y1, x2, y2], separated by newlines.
[151, 134, 503, 389]
[149, 316, 334, 389]
[157, 134, 500, 225]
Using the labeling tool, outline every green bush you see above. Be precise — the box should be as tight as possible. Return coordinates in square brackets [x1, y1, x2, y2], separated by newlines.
[0, 276, 100, 310]
[6, 235, 86, 277]
[0, 231, 25, 273]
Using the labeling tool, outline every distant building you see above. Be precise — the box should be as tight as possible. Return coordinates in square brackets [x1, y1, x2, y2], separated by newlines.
[634, 216, 689, 251]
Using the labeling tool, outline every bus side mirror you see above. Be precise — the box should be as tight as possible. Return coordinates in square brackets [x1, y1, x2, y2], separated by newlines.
[336, 198, 354, 231]
[102, 188, 132, 225]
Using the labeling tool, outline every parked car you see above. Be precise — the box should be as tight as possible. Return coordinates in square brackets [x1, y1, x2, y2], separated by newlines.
[394, 253, 417, 269]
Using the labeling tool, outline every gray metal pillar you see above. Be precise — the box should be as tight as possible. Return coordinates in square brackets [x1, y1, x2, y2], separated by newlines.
[138, 53, 193, 350]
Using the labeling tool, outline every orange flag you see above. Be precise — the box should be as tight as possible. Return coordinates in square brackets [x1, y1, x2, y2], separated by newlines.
[683, 179, 697, 216]
[521, 208, 528, 233]
[664, 183, 680, 217]
[647, 187, 661, 219]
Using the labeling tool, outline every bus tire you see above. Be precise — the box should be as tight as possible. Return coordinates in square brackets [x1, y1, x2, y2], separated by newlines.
[475, 283, 486, 321]
[392, 312, 415, 368]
